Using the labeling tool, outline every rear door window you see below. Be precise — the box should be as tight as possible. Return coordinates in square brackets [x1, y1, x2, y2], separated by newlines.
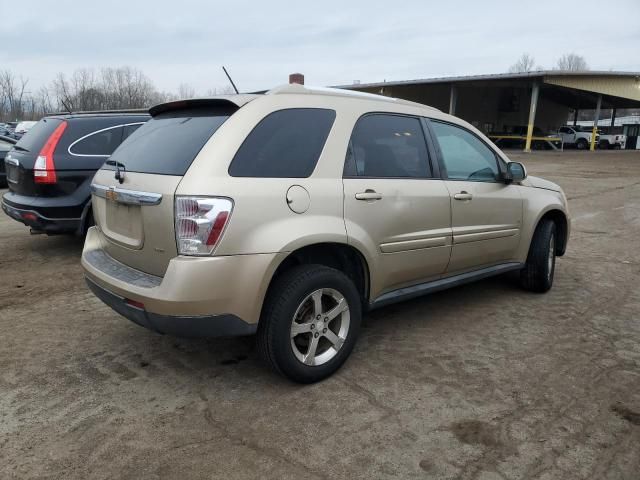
[344, 114, 431, 178]
[228, 108, 336, 178]
[69, 126, 123, 156]
[103, 108, 232, 176]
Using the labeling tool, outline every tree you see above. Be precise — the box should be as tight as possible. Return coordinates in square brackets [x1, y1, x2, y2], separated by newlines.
[178, 83, 197, 99]
[0, 70, 29, 121]
[205, 86, 237, 96]
[508, 53, 536, 73]
[555, 53, 589, 71]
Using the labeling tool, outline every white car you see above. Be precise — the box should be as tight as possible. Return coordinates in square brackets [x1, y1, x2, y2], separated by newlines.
[598, 127, 626, 149]
[14, 121, 37, 135]
[558, 126, 599, 150]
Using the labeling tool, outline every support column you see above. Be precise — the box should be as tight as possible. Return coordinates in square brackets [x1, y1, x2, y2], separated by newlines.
[610, 108, 617, 127]
[590, 94, 602, 151]
[573, 109, 578, 126]
[449, 84, 457, 116]
[524, 82, 540, 152]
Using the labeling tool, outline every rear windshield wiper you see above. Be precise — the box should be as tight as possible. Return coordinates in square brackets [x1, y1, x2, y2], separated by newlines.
[12, 145, 29, 152]
[105, 159, 126, 168]
[105, 159, 127, 184]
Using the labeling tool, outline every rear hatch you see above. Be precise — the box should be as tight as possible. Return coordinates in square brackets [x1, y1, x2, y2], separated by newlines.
[5, 117, 63, 195]
[92, 99, 250, 277]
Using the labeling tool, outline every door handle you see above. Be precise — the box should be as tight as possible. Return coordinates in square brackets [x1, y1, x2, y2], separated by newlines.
[453, 191, 473, 201]
[355, 189, 383, 201]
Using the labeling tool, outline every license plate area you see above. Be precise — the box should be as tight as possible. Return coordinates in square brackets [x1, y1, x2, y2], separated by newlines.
[101, 198, 144, 249]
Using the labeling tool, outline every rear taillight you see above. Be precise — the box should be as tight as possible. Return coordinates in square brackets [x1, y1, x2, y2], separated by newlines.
[175, 196, 233, 256]
[34, 121, 67, 184]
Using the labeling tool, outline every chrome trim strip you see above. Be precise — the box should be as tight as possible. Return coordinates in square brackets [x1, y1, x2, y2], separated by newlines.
[68, 122, 145, 158]
[91, 184, 162, 206]
[453, 228, 519, 244]
[380, 236, 448, 253]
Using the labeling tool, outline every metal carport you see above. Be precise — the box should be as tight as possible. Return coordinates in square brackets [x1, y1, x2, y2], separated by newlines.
[338, 71, 640, 152]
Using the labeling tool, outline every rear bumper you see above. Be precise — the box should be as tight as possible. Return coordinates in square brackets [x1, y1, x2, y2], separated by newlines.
[1, 192, 85, 233]
[86, 277, 257, 337]
[82, 226, 285, 336]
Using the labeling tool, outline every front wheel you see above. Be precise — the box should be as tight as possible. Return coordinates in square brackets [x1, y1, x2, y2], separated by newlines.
[257, 265, 362, 383]
[520, 219, 556, 293]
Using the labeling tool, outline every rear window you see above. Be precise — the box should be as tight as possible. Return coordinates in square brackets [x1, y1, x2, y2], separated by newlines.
[103, 107, 232, 176]
[14, 118, 63, 153]
[228, 108, 336, 178]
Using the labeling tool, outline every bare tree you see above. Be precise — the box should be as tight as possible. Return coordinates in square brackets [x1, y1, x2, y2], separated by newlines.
[178, 83, 197, 99]
[0, 66, 237, 121]
[508, 53, 537, 73]
[205, 86, 237, 96]
[555, 53, 589, 71]
[0, 70, 29, 121]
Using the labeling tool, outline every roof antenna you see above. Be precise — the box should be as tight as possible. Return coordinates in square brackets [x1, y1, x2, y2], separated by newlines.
[222, 66, 239, 94]
[60, 99, 73, 114]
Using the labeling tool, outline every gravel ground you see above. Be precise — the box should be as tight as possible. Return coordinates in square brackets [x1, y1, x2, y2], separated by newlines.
[1, 150, 639, 480]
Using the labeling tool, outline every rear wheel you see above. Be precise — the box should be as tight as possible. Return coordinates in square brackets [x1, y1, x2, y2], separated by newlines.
[257, 265, 361, 383]
[520, 219, 556, 293]
[576, 138, 589, 150]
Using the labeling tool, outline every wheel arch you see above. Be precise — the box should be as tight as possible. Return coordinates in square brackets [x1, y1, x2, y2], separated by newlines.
[265, 242, 371, 310]
[537, 208, 569, 256]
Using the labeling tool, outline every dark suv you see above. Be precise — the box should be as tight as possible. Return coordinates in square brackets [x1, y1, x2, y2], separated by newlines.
[2, 111, 149, 235]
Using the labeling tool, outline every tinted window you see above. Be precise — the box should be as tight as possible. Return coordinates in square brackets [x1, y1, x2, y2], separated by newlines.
[431, 121, 499, 182]
[14, 118, 63, 153]
[70, 126, 123, 156]
[229, 108, 335, 178]
[104, 108, 231, 176]
[122, 123, 142, 142]
[344, 114, 431, 178]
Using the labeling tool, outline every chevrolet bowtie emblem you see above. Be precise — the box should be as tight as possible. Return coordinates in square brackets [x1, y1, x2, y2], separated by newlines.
[105, 187, 118, 202]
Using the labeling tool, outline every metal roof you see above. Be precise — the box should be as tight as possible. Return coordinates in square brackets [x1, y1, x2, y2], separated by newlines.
[335, 71, 640, 89]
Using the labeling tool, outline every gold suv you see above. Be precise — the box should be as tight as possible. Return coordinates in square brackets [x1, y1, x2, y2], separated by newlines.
[82, 85, 570, 383]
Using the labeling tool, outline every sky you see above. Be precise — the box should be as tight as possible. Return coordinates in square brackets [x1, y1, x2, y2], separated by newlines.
[1, 0, 639, 95]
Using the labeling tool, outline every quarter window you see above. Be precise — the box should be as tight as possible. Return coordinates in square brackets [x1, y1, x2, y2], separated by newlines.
[344, 114, 431, 178]
[229, 108, 336, 178]
[70, 127, 123, 156]
[430, 121, 500, 182]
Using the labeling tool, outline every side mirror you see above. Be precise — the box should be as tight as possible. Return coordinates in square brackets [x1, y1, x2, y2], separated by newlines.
[505, 162, 527, 183]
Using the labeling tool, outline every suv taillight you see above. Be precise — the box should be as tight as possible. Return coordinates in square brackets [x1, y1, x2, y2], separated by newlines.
[175, 196, 233, 256]
[34, 121, 67, 184]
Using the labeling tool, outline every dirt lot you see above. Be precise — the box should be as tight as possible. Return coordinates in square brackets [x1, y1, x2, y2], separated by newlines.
[1, 150, 639, 479]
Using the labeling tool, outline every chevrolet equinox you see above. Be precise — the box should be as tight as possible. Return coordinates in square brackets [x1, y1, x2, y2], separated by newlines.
[82, 85, 570, 383]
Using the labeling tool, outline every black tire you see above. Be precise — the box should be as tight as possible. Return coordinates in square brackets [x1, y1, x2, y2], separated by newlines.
[84, 209, 95, 234]
[257, 264, 362, 383]
[520, 219, 556, 293]
[576, 138, 588, 150]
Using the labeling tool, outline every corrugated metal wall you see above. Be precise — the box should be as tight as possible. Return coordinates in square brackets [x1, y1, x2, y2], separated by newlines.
[544, 75, 640, 102]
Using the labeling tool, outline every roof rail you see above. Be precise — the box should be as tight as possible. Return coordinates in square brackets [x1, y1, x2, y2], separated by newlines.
[266, 84, 440, 111]
[45, 108, 150, 116]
